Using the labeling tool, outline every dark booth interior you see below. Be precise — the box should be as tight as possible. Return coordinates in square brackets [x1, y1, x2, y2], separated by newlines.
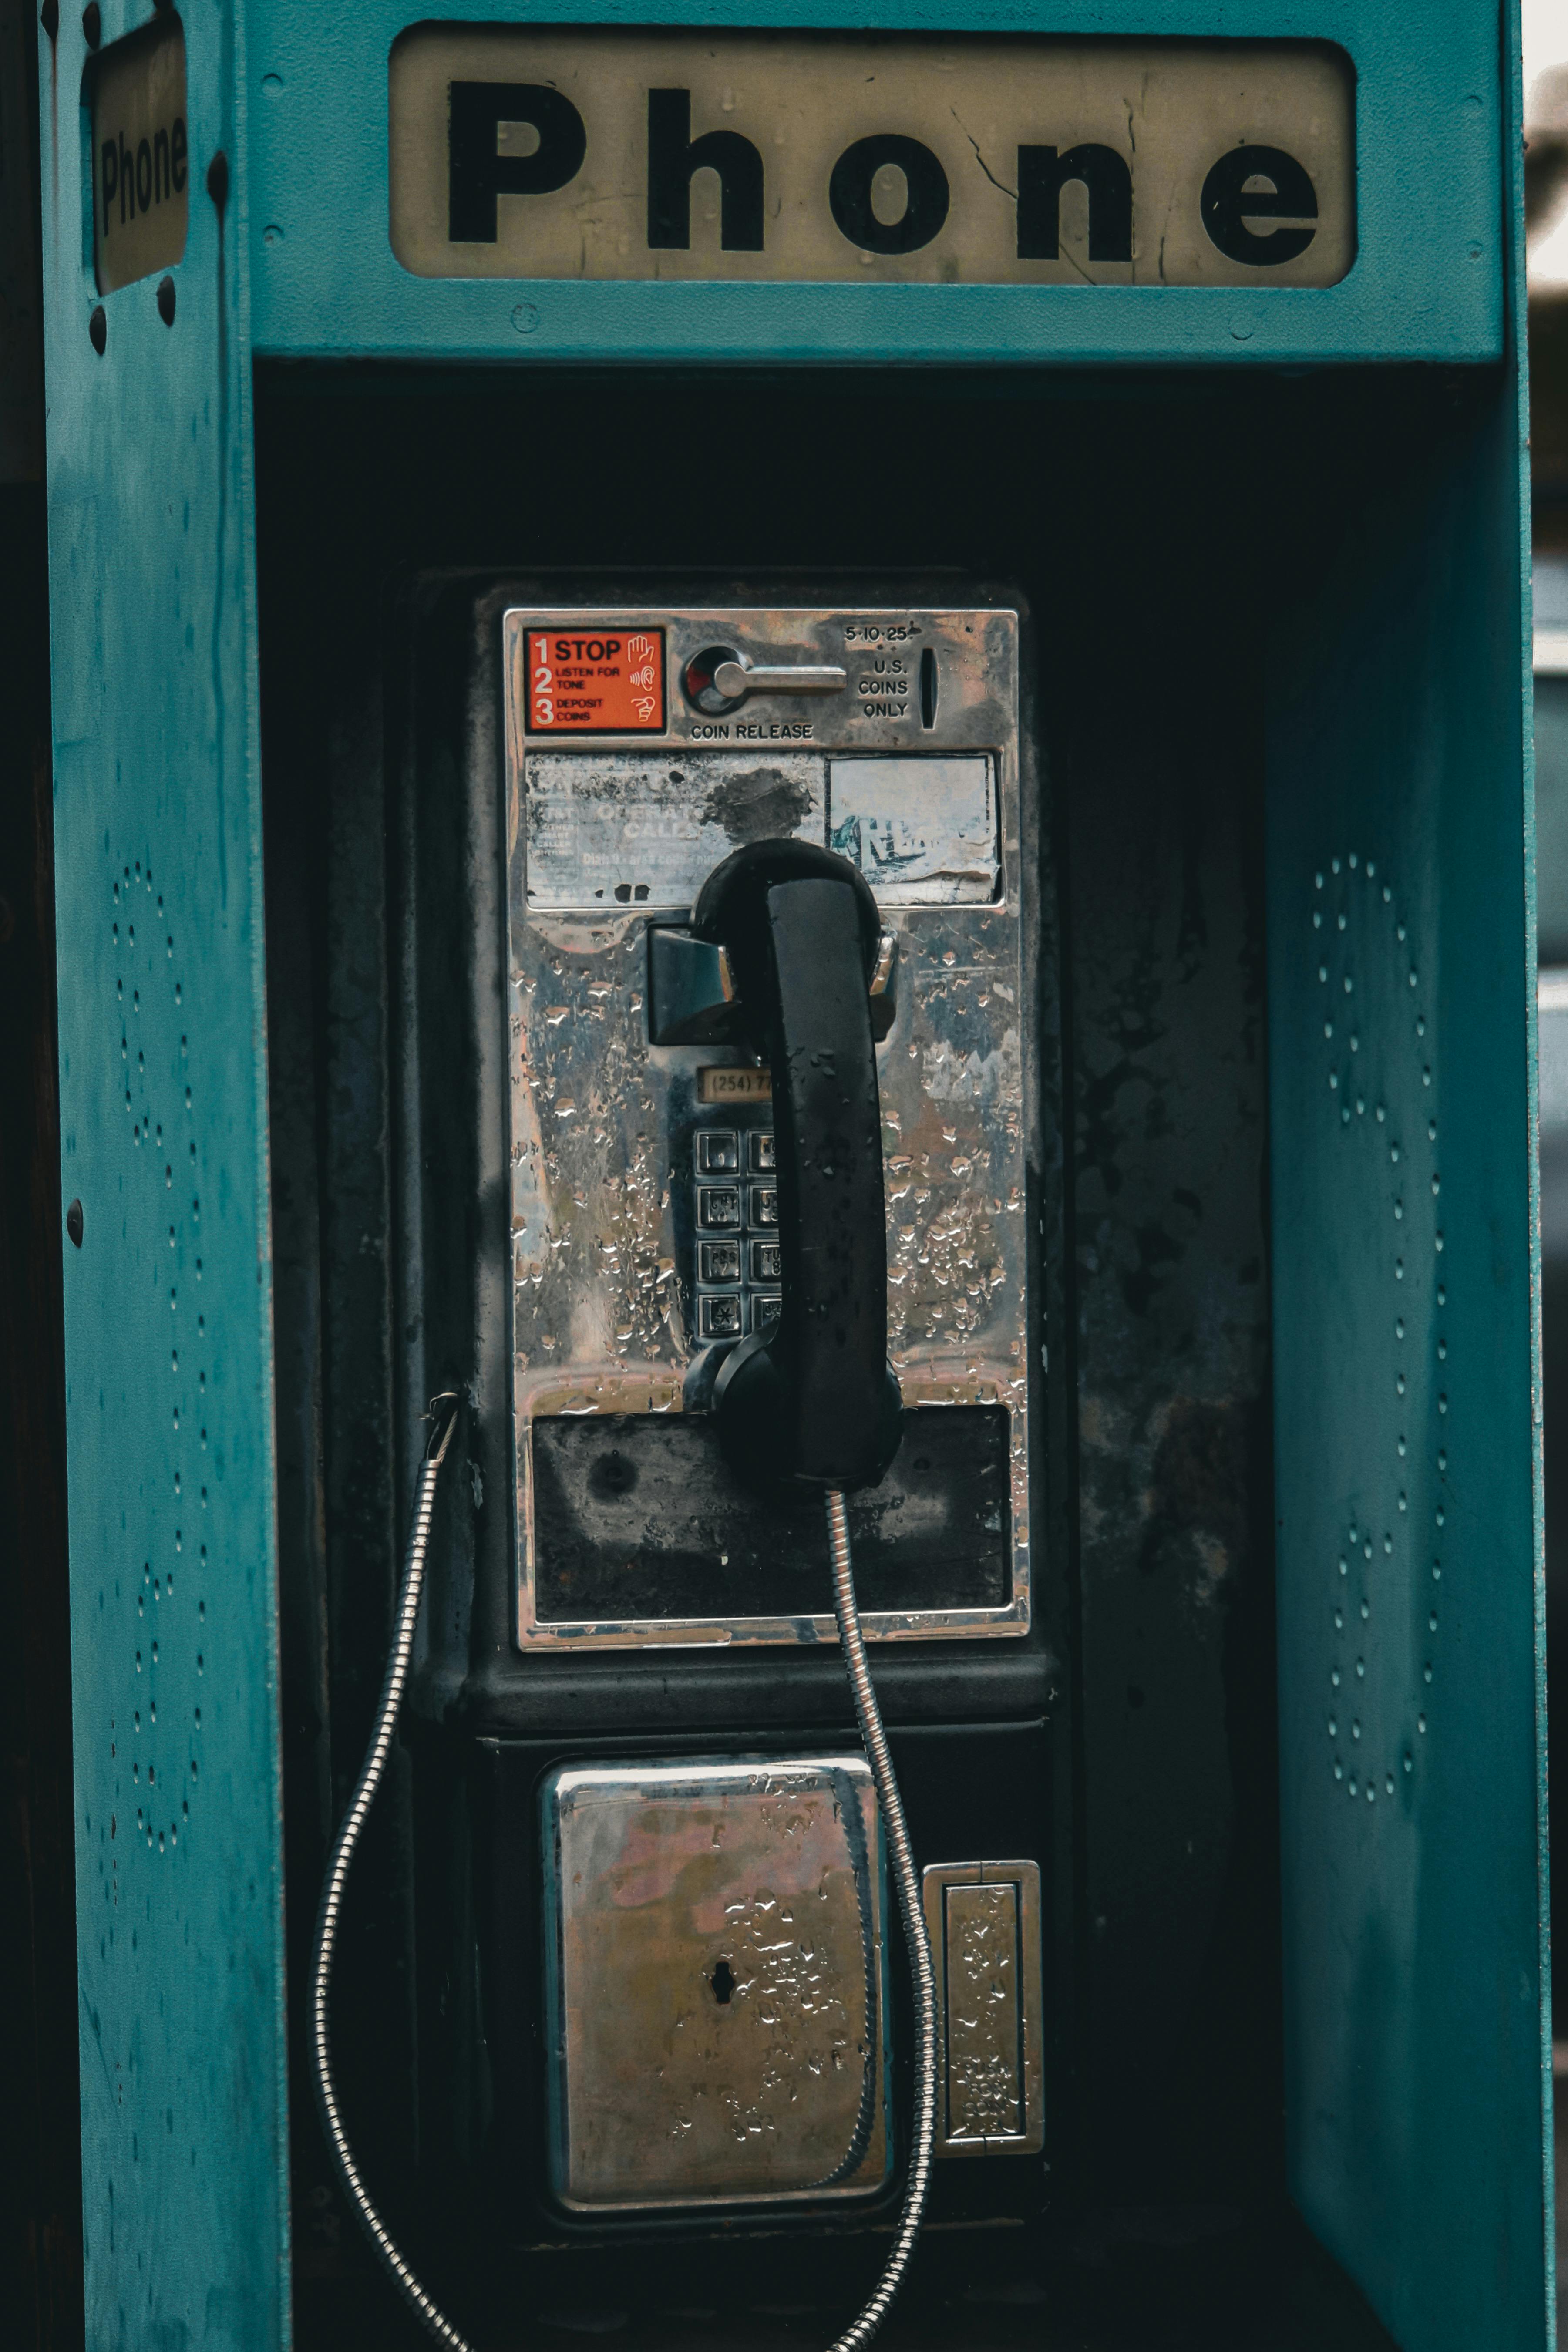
[253, 362, 1479, 2350]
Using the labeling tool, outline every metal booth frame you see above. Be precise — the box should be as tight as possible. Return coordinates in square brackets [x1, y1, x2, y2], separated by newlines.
[35, 4, 1548, 2348]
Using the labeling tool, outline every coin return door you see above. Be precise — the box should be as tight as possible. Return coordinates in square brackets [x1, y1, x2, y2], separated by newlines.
[505, 603, 1034, 1646]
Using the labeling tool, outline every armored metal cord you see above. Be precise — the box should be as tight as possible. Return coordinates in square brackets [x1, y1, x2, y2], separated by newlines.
[310, 1393, 475, 2352]
[823, 1486, 938, 2352]
[310, 1411, 933, 2352]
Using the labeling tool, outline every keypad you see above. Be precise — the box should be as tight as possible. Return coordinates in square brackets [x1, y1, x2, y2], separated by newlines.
[697, 1295, 744, 1340]
[697, 1130, 741, 1173]
[691, 1129, 780, 1345]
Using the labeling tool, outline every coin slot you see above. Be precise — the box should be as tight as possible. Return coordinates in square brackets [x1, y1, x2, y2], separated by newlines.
[919, 646, 938, 729]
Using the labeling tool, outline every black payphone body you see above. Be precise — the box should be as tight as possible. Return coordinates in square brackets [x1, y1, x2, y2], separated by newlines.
[257, 368, 1291, 2346]
[380, 581, 1055, 2281]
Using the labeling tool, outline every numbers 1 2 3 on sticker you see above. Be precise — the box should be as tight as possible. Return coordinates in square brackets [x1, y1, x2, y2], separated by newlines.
[526, 628, 665, 734]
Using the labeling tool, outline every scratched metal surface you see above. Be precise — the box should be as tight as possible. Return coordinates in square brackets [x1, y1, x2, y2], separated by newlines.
[503, 605, 1033, 1648]
[542, 1756, 888, 2207]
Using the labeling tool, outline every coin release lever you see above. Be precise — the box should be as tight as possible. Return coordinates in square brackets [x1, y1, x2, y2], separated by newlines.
[713, 657, 847, 698]
[685, 643, 848, 714]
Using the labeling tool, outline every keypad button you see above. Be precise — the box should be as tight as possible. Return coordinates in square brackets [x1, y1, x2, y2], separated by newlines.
[698, 1294, 744, 1340]
[697, 1186, 742, 1230]
[750, 1239, 782, 1283]
[749, 1184, 777, 1228]
[750, 1292, 782, 1333]
[749, 1131, 776, 1171]
[697, 1130, 740, 1174]
[700, 1240, 743, 1283]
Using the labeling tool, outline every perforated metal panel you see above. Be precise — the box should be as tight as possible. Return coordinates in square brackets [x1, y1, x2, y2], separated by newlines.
[1268, 371, 1551, 2347]
[1302, 851, 1448, 1815]
[38, 1, 290, 2345]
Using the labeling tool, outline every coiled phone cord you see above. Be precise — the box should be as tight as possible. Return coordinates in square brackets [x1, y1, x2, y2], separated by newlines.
[310, 1404, 936, 2352]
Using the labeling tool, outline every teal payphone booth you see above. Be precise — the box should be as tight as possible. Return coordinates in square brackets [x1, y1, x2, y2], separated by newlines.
[37, 5, 1552, 2348]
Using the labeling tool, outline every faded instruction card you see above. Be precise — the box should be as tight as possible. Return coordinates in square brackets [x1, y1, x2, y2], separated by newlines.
[525, 751, 826, 910]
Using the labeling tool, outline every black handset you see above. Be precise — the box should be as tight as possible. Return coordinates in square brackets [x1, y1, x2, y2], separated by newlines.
[694, 840, 904, 1491]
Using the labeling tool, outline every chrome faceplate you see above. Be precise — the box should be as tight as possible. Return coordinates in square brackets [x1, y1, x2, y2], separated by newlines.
[505, 604, 1033, 1648]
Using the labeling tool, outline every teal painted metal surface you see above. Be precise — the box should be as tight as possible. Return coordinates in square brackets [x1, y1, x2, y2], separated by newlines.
[36, 0, 1551, 2347]
[1268, 9, 1552, 2343]
[37, 2, 290, 2349]
[243, 0, 1503, 367]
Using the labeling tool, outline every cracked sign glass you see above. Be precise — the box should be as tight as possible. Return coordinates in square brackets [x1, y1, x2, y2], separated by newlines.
[389, 28, 1353, 287]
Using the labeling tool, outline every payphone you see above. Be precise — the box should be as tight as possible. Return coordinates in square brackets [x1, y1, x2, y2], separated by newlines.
[35, 0, 1552, 2340]
[309, 586, 1048, 2343]
[502, 602, 1033, 1645]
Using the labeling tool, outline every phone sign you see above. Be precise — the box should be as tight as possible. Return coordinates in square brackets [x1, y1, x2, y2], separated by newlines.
[91, 13, 189, 296]
[526, 628, 665, 734]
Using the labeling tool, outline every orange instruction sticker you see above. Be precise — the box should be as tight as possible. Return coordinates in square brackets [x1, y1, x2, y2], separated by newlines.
[525, 627, 665, 734]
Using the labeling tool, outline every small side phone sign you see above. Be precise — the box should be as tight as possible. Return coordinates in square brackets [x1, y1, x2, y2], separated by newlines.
[526, 628, 665, 734]
[91, 14, 189, 296]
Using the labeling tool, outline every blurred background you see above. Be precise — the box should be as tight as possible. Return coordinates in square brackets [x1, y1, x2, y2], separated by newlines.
[1524, 0, 1568, 2288]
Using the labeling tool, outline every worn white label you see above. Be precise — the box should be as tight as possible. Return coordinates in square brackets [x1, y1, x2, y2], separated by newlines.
[830, 756, 998, 905]
[524, 750, 825, 912]
[389, 28, 1353, 288]
[526, 750, 999, 910]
